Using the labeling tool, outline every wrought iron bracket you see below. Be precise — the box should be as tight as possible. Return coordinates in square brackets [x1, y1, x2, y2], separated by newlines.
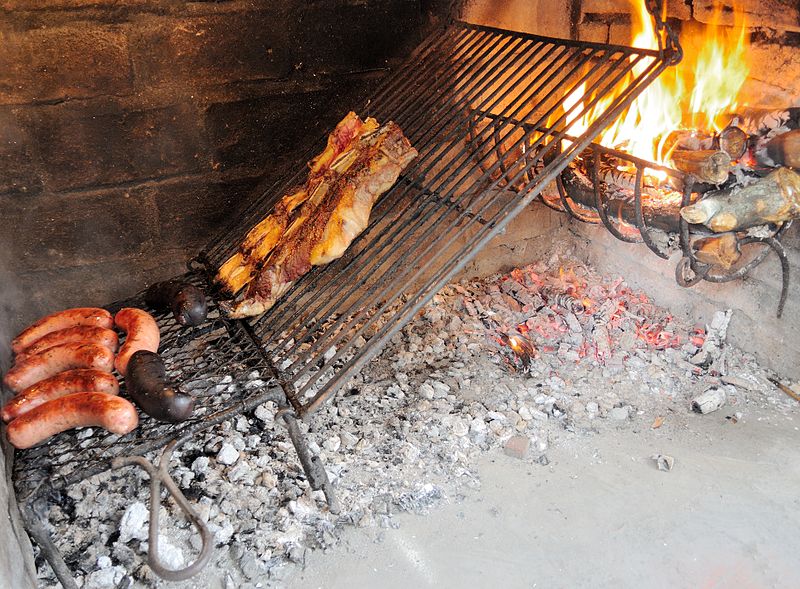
[111, 438, 214, 582]
[646, 0, 683, 66]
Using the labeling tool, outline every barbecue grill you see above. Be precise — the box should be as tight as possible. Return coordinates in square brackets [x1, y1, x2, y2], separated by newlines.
[10, 5, 681, 586]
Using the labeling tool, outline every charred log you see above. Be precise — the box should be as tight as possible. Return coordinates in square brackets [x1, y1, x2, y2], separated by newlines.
[663, 129, 713, 154]
[558, 165, 684, 234]
[716, 126, 748, 161]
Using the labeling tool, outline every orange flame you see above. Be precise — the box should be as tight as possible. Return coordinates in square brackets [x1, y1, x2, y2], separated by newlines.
[564, 0, 750, 169]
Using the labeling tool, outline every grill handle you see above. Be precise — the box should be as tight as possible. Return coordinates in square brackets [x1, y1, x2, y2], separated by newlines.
[112, 437, 214, 582]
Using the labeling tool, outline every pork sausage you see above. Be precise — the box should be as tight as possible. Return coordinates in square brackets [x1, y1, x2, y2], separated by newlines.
[12, 308, 113, 354]
[2, 369, 119, 423]
[145, 280, 208, 326]
[126, 351, 194, 423]
[114, 308, 160, 376]
[3, 343, 115, 393]
[14, 326, 119, 362]
[6, 392, 138, 449]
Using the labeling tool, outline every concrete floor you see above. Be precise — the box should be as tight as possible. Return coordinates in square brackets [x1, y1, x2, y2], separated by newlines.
[288, 406, 800, 589]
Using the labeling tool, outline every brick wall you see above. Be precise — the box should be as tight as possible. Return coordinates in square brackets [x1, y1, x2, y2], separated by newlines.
[0, 0, 425, 325]
[575, 0, 800, 108]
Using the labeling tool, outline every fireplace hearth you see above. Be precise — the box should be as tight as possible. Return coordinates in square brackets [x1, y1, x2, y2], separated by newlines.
[1, 1, 799, 588]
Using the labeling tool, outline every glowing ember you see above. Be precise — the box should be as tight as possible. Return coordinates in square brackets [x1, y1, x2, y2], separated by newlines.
[636, 320, 682, 350]
[563, 0, 750, 173]
[499, 332, 537, 371]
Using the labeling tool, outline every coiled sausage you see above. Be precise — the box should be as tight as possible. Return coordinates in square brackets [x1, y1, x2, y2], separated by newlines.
[114, 308, 160, 376]
[126, 351, 194, 423]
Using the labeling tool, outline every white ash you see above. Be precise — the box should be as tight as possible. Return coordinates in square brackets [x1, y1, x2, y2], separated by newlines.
[140, 536, 185, 570]
[118, 502, 149, 544]
[216, 443, 240, 466]
[34, 252, 794, 588]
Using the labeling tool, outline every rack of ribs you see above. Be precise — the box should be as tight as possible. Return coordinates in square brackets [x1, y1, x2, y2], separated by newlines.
[219, 114, 418, 319]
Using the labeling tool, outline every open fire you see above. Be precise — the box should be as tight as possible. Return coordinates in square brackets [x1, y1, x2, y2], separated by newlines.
[533, 0, 800, 318]
[4, 1, 799, 587]
[564, 0, 750, 172]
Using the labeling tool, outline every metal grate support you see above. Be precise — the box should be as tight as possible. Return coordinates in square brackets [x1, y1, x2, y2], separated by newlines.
[201, 19, 678, 417]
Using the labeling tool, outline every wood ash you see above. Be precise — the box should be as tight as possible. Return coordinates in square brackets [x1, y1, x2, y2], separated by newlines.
[32, 249, 794, 589]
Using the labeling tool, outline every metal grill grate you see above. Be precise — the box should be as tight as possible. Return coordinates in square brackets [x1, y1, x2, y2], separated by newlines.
[12, 271, 284, 500]
[201, 20, 677, 416]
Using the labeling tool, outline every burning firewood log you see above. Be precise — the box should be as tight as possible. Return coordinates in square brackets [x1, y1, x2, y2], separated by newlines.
[716, 125, 748, 161]
[670, 149, 731, 185]
[763, 129, 800, 168]
[558, 160, 684, 234]
[691, 233, 741, 270]
[663, 129, 713, 155]
[680, 167, 800, 232]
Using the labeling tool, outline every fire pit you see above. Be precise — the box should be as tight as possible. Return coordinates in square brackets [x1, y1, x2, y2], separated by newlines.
[8, 6, 679, 587]
[2, 1, 799, 587]
[477, 1, 798, 318]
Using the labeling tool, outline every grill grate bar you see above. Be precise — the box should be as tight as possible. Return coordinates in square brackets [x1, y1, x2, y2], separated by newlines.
[200, 22, 675, 411]
[202, 25, 476, 269]
[368, 26, 467, 107]
[270, 46, 614, 373]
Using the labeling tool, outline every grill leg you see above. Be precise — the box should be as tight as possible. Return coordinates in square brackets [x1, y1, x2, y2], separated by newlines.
[20, 502, 78, 589]
[280, 411, 341, 515]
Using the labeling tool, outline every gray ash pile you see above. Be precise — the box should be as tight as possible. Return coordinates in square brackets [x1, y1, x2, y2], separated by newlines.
[35, 250, 792, 588]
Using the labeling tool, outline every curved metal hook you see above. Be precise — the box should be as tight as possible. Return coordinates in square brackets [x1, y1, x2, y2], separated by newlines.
[633, 165, 669, 259]
[675, 256, 708, 287]
[591, 148, 642, 244]
[738, 236, 790, 318]
[112, 438, 214, 582]
[556, 173, 601, 224]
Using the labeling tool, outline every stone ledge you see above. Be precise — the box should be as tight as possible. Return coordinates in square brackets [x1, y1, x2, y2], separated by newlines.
[6, 256, 190, 331]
